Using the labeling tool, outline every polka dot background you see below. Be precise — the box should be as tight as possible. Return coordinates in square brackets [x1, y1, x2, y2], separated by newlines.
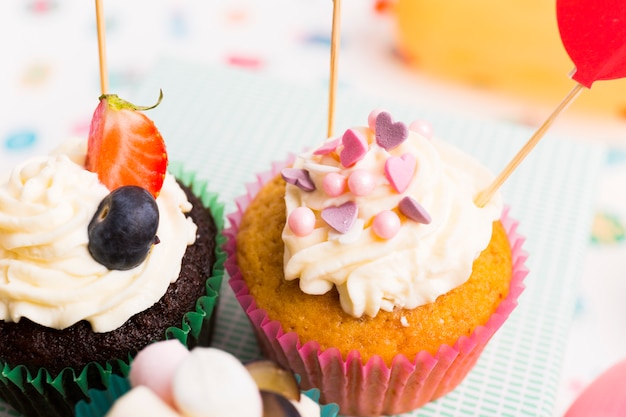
[0, 1, 625, 416]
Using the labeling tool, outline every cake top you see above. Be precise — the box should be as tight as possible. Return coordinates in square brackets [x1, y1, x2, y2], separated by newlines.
[0, 94, 198, 332]
[281, 109, 503, 318]
[104, 340, 321, 417]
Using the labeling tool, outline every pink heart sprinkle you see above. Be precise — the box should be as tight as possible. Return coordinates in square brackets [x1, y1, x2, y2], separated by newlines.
[399, 196, 431, 224]
[375, 112, 408, 151]
[281, 168, 316, 192]
[385, 153, 416, 193]
[314, 137, 341, 155]
[321, 201, 358, 234]
[340, 129, 368, 167]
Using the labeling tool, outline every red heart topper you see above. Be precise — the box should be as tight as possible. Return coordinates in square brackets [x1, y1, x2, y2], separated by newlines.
[557, 0, 626, 88]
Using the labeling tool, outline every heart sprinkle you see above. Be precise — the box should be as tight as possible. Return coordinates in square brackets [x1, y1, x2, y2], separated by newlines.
[281, 168, 316, 192]
[399, 196, 431, 224]
[375, 111, 408, 151]
[340, 129, 368, 167]
[314, 137, 341, 155]
[385, 153, 416, 193]
[321, 201, 358, 234]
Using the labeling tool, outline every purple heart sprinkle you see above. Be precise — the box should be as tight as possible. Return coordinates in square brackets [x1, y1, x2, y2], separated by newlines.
[281, 168, 316, 192]
[321, 201, 358, 234]
[398, 196, 431, 224]
[375, 112, 409, 151]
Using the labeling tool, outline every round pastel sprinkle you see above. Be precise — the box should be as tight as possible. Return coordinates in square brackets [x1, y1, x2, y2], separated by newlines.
[348, 169, 376, 196]
[321, 201, 358, 234]
[323, 172, 346, 197]
[313, 137, 341, 155]
[288, 206, 316, 236]
[375, 111, 408, 151]
[372, 210, 401, 239]
[408, 119, 433, 139]
[281, 168, 316, 192]
[399, 196, 431, 224]
[340, 128, 368, 167]
[368, 108, 386, 131]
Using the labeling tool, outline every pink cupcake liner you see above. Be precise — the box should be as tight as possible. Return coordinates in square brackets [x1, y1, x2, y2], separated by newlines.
[225, 160, 528, 416]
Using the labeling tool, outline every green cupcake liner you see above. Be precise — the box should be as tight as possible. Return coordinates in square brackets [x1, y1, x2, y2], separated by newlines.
[74, 374, 340, 417]
[0, 163, 226, 417]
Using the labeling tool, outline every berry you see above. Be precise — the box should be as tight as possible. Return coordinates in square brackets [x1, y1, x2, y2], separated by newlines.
[86, 91, 168, 198]
[88, 186, 160, 270]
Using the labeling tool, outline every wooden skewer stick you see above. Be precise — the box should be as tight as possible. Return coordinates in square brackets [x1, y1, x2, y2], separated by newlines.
[474, 82, 585, 208]
[95, 0, 108, 96]
[327, 0, 341, 139]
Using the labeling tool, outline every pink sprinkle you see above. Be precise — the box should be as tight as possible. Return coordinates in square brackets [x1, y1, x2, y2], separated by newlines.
[348, 170, 376, 196]
[281, 168, 315, 192]
[372, 210, 401, 239]
[409, 119, 433, 139]
[340, 129, 368, 167]
[314, 137, 341, 155]
[288, 207, 316, 237]
[323, 172, 346, 197]
[385, 153, 417, 193]
[368, 108, 386, 131]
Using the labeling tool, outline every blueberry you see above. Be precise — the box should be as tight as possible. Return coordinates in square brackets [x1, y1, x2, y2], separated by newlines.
[88, 186, 160, 270]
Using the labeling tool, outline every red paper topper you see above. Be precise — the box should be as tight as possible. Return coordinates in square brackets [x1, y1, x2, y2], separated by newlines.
[557, 0, 626, 88]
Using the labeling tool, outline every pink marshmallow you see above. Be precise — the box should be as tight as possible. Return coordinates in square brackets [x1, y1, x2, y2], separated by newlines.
[129, 339, 191, 408]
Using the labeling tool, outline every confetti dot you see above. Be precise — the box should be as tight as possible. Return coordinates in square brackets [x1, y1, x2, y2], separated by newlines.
[302, 33, 332, 47]
[169, 9, 188, 37]
[5, 130, 37, 151]
[226, 55, 262, 70]
[21, 63, 52, 87]
[28, 0, 58, 14]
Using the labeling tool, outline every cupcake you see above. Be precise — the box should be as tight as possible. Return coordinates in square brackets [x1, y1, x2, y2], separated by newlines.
[0, 94, 225, 417]
[74, 339, 340, 417]
[226, 109, 527, 415]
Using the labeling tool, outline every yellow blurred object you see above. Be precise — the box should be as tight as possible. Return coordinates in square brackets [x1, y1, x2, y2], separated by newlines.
[394, 0, 626, 118]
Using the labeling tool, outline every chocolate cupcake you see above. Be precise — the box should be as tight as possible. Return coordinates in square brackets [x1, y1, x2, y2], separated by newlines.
[0, 94, 225, 417]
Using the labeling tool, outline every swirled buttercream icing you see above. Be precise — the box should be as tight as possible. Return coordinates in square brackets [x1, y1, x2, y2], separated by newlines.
[282, 110, 502, 318]
[0, 138, 196, 332]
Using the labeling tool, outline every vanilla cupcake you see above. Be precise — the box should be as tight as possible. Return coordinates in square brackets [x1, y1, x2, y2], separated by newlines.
[226, 110, 527, 416]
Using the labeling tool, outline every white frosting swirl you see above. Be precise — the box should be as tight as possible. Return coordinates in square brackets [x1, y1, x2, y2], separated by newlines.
[0, 138, 197, 332]
[283, 125, 502, 318]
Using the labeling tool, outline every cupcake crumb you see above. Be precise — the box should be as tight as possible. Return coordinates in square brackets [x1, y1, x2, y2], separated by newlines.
[400, 316, 409, 327]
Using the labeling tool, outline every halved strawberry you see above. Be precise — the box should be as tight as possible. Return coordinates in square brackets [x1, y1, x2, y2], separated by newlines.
[86, 91, 168, 198]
